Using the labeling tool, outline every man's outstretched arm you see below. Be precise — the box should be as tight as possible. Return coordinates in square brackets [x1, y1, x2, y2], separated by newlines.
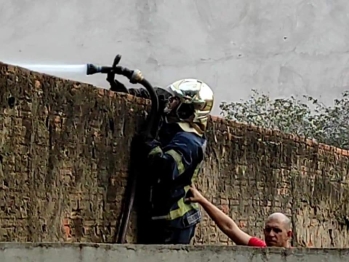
[199, 196, 252, 245]
[185, 186, 252, 245]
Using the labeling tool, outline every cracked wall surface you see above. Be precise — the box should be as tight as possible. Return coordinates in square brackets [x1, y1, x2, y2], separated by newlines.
[0, 63, 349, 247]
[1, 0, 349, 115]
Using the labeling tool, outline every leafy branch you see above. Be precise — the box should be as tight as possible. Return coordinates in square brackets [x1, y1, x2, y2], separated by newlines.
[220, 90, 349, 149]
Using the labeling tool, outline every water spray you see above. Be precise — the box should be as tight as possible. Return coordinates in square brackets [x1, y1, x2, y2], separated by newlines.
[9, 55, 133, 77]
[8, 63, 88, 74]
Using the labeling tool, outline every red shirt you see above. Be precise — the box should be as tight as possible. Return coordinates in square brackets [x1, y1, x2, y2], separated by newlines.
[248, 237, 267, 247]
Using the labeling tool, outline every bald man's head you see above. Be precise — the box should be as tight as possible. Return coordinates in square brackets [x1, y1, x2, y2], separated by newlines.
[263, 212, 292, 247]
[266, 212, 291, 230]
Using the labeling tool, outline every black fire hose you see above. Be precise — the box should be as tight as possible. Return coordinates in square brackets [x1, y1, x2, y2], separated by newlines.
[86, 54, 160, 243]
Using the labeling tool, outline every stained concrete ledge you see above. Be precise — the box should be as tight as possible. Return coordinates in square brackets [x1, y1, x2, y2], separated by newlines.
[0, 243, 348, 262]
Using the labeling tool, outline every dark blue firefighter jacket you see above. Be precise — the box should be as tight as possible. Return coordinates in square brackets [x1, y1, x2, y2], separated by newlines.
[146, 122, 207, 229]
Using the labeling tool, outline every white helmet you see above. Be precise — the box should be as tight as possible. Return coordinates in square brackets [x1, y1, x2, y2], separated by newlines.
[159, 79, 214, 134]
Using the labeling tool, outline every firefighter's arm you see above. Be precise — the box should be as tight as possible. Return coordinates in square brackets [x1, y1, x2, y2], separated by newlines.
[146, 133, 203, 181]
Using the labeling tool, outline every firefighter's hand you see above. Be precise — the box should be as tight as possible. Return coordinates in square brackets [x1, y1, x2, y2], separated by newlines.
[184, 185, 205, 204]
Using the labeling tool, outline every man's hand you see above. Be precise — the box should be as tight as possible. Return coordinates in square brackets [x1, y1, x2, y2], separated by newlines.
[184, 185, 205, 204]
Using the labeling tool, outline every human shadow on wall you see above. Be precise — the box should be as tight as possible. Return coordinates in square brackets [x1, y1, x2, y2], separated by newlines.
[108, 135, 150, 243]
[115, 91, 164, 244]
[113, 134, 151, 244]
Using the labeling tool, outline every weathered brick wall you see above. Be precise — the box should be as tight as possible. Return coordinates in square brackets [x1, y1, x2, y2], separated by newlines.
[0, 62, 349, 247]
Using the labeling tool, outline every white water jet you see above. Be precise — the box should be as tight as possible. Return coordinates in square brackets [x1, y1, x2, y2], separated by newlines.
[6, 62, 88, 75]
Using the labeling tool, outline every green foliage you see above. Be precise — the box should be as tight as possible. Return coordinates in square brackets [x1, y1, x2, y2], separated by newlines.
[220, 89, 349, 149]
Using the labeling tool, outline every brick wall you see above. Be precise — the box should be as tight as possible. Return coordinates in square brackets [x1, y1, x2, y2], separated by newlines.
[0, 62, 349, 247]
[195, 119, 349, 247]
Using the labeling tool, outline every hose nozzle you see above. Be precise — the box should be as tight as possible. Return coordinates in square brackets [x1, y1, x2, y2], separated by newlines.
[86, 64, 112, 75]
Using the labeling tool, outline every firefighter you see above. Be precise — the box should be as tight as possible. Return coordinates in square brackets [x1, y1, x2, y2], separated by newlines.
[140, 78, 214, 245]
